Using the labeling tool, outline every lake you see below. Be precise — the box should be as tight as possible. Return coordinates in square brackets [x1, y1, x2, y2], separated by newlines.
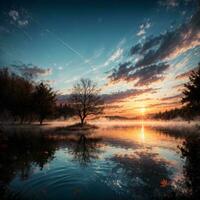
[0, 121, 199, 200]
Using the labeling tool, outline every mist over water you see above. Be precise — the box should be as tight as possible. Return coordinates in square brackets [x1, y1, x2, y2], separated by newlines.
[42, 119, 200, 130]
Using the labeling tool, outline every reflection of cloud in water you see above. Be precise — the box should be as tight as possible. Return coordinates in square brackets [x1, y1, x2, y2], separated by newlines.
[103, 137, 142, 150]
[109, 150, 174, 199]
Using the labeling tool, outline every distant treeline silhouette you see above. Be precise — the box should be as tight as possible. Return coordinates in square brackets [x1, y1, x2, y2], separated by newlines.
[153, 64, 200, 120]
[153, 107, 198, 120]
[0, 68, 75, 124]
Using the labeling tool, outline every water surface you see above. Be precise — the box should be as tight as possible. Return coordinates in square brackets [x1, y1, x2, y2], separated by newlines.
[0, 122, 199, 199]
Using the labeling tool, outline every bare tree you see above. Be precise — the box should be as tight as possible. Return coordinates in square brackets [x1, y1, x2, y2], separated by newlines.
[69, 79, 104, 125]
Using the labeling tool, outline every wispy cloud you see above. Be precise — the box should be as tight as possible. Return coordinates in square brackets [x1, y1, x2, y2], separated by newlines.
[58, 66, 63, 70]
[102, 88, 155, 104]
[104, 48, 123, 66]
[175, 65, 199, 80]
[136, 20, 151, 37]
[11, 63, 52, 78]
[158, 0, 179, 8]
[8, 10, 19, 21]
[160, 94, 182, 101]
[8, 9, 29, 27]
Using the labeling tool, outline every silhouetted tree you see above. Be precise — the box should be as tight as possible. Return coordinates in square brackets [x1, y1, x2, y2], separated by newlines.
[182, 64, 200, 116]
[13, 76, 34, 124]
[0, 68, 34, 123]
[33, 82, 56, 125]
[69, 79, 104, 125]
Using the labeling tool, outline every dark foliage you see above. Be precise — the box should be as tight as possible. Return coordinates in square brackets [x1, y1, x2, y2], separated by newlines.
[0, 68, 56, 124]
[164, 133, 200, 200]
[182, 63, 200, 114]
[153, 106, 197, 120]
[32, 82, 56, 124]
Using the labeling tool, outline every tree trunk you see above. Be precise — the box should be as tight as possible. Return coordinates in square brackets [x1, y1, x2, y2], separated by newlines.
[20, 116, 24, 125]
[40, 118, 43, 125]
[80, 117, 84, 126]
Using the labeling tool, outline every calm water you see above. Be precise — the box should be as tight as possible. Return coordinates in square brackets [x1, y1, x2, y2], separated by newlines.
[0, 122, 199, 200]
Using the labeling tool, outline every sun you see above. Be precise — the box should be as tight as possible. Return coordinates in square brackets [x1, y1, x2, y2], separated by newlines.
[140, 107, 146, 115]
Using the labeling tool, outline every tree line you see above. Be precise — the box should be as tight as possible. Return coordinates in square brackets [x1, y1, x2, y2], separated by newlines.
[0, 68, 103, 125]
[152, 107, 198, 121]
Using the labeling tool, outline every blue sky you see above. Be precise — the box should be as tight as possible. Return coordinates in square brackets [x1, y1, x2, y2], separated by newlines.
[0, 0, 199, 115]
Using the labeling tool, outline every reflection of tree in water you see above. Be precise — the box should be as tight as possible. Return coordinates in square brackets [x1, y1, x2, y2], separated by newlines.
[111, 151, 173, 200]
[0, 130, 57, 199]
[68, 133, 102, 166]
[165, 133, 200, 200]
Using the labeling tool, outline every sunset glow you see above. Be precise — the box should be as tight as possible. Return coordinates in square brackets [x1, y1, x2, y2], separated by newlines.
[0, 0, 199, 117]
[140, 107, 146, 115]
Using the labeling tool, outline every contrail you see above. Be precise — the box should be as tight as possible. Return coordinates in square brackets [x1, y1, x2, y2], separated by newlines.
[46, 29, 84, 60]
[30, 16, 95, 70]
[13, 23, 32, 41]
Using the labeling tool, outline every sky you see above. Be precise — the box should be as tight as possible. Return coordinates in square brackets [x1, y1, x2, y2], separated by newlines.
[0, 0, 200, 117]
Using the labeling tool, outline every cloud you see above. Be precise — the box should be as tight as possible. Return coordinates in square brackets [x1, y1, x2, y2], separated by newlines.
[107, 7, 199, 89]
[149, 101, 180, 108]
[130, 9, 200, 68]
[108, 62, 133, 81]
[57, 88, 156, 106]
[102, 88, 154, 104]
[160, 94, 182, 101]
[136, 21, 151, 36]
[108, 62, 170, 86]
[104, 48, 123, 66]
[129, 63, 170, 86]
[110, 48, 123, 62]
[158, 0, 195, 9]
[137, 29, 146, 36]
[11, 64, 52, 78]
[158, 0, 179, 8]
[58, 66, 63, 70]
[18, 20, 29, 27]
[175, 66, 199, 80]
[8, 9, 29, 27]
[8, 10, 19, 21]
